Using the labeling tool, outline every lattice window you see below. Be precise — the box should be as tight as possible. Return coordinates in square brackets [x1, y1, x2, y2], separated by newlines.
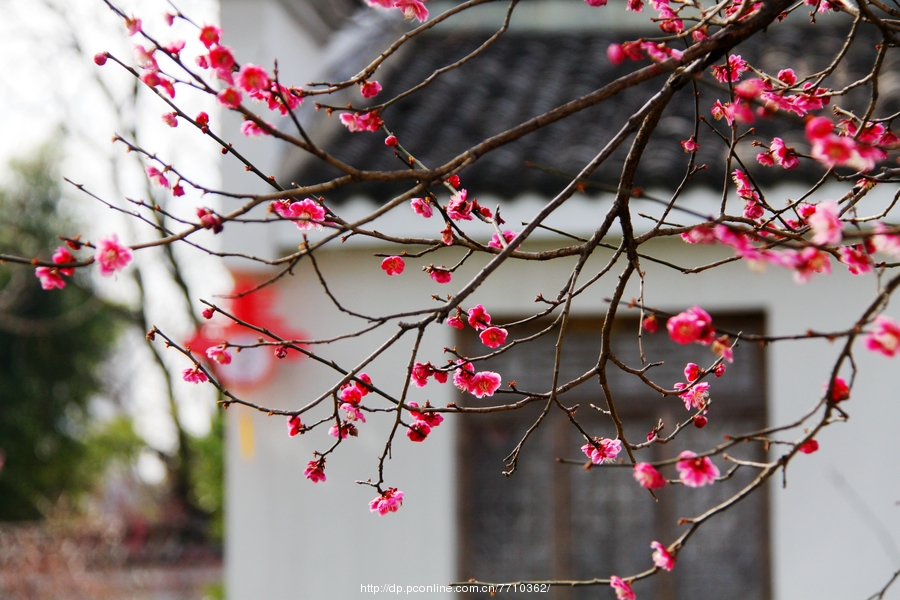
[457, 314, 770, 600]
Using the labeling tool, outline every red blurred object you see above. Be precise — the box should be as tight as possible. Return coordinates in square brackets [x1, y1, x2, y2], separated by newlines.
[186, 275, 305, 390]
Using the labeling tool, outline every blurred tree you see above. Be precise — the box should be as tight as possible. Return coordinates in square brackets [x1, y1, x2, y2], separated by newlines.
[0, 147, 121, 520]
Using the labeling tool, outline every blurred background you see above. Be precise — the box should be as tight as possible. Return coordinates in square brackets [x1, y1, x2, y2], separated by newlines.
[0, 1, 229, 597]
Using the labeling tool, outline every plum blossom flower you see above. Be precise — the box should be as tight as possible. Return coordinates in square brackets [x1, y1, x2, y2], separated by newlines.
[467, 304, 492, 330]
[681, 137, 699, 152]
[162, 112, 178, 127]
[674, 381, 709, 410]
[409, 402, 444, 428]
[359, 80, 382, 98]
[124, 16, 142, 36]
[711, 334, 734, 363]
[469, 371, 502, 398]
[206, 345, 232, 365]
[94, 52, 108, 66]
[339, 111, 383, 132]
[304, 459, 326, 483]
[866, 315, 900, 357]
[714, 363, 726, 377]
[385, 135, 398, 147]
[585, 0, 608, 5]
[237, 64, 269, 93]
[808, 201, 842, 245]
[199, 25, 222, 48]
[272, 198, 326, 230]
[711, 55, 748, 83]
[145, 166, 170, 188]
[217, 87, 242, 108]
[684, 363, 701, 382]
[798, 439, 819, 454]
[447, 189, 474, 221]
[642, 315, 659, 333]
[35, 267, 66, 290]
[581, 437, 622, 464]
[328, 422, 358, 439]
[453, 361, 476, 392]
[675, 451, 719, 487]
[287, 415, 303, 436]
[406, 421, 431, 442]
[666, 306, 714, 345]
[610, 576, 635, 600]
[182, 366, 208, 384]
[633, 463, 666, 489]
[657, 5, 683, 33]
[197, 207, 223, 233]
[395, 0, 429, 21]
[778, 68, 797, 85]
[651, 541, 675, 571]
[410, 198, 433, 218]
[770, 137, 799, 169]
[342, 403, 366, 422]
[693, 414, 708, 428]
[94, 234, 133, 276]
[369, 487, 404, 515]
[381, 256, 405, 276]
[479, 327, 508, 348]
[488, 230, 517, 249]
[681, 225, 716, 244]
[826, 377, 850, 402]
[208, 45, 235, 71]
[838, 244, 873, 275]
[429, 267, 451, 284]
[411, 362, 434, 387]
[447, 315, 465, 330]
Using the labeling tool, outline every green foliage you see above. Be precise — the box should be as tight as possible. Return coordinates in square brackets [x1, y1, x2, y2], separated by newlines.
[0, 148, 122, 520]
[189, 410, 224, 543]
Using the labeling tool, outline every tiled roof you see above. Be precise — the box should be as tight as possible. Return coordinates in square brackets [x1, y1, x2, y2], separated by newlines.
[290, 20, 892, 202]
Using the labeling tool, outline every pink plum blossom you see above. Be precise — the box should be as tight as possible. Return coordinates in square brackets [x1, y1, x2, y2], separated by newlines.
[808, 201, 842, 245]
[666, 306, 714, 345]
[469, 371, 502, 398]
[395, 0, 429, 21]
[329, 422, 358, 439]
[145, 166, 170, 188]
[585, 0, 608, 5]
[642, 315, 659, 333]
[94, 234, 133, 276]
[674, 381, 709, 410]
[206, 345, 232, 365]
[453, 361, 476, 392]
[770, 137, 799, 169]
[237, 64, 270, 93]
[272, 198, 326, 230]
[369, 488, 404, 515]
[681, 137, 699, 152]
[651, 541, 675, 571]
[182, 366, 208, 384]
[798, 439, 819, 454]
[447, 189, 474, 221]
[342, 403, 366, 422]
[410, 198, 433, 218]
[339, 111, 383, 132]
[479, 327, 508, 348]
[838, 245, 873, 275]
[360, 80, 382, 98]
[406, 421, 431, 442]
[240, 120, 270, 137]
[866, 315, 900, 357]
[287, 415, 303, 436]
[633, 463, 666, 489]
[467, 304, 492, 330]
[684, 363, 701, 382]
[208, 45, 235, 71]
[411, 362, 434, 387]
[385, 135, 398, 146]
[714, 363, 726, 377]
[447, 315, 465, 329]
[199, 25, 222, 48]
[429, 268, 452, 284]
[489, 230, 517, 249]
[35, 267, 66, 290]
[610, 576, 635, 600]
[826, 377, 850, 402]
[197, 208, 223, 233]
[409, 402, 444, 428]
[581, 437, 622, 464]
[675, 451, 719, 487]
[124, 16, 141, 36]
[711, 55, 748, 83]
[381, 256, 405, 276]
[217, 87, 242, 108]
[304, 459, 326, 483]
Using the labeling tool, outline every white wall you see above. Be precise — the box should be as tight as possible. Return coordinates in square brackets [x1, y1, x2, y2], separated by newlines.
[224, 228, 900, 599]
